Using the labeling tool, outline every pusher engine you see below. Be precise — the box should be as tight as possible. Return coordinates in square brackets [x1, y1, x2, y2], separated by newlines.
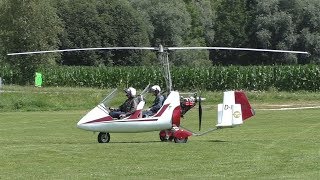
[180, 93, 199, 117]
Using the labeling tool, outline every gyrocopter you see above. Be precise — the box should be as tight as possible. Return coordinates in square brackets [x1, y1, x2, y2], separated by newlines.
[8, 45, 309, 143]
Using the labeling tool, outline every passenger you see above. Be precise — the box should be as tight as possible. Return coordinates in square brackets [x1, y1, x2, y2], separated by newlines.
[110, 87, 138, 119]
[143, 85, 164, 117]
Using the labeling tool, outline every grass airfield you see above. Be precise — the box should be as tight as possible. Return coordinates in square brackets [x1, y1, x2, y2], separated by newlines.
[0, 86, 320, 179]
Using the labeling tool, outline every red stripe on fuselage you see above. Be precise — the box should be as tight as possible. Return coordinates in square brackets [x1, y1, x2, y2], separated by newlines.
[128, 109, 142, 119]
[154, 104, 169, 117]
[109, 118, 158, 123]
[84, 118, 158, 124]
[84, 116, 113, 124]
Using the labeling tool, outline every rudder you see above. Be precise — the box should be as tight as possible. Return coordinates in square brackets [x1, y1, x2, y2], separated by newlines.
[234, 91, 255, 121]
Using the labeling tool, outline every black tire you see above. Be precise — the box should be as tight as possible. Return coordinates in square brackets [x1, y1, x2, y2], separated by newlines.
[168, 136, 174, 141]
[174, 137, 188, 143]
[160, 135, 173, 142]
[98, 132, 110, 143]
[160, 136, 166, 142]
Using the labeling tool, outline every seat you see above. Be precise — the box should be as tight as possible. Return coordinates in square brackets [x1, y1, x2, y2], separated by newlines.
[127, 100, 145, 119]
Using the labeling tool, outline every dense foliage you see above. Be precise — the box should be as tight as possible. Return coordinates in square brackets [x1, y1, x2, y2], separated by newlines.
[0, 0, 62, 83]
[0, 0, 320, 86]
[1, 65, 318, 91]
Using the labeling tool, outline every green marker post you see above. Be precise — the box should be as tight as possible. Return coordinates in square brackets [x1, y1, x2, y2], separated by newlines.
[35, 72, 43, 87]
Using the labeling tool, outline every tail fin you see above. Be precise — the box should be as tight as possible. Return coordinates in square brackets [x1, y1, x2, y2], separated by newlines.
[217, 91, 254, 127]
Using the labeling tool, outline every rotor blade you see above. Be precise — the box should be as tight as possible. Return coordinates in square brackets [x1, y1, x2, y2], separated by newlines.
[167, 47, 309, 55]
[8, 46, 310, 55]
[7, 47, 158, 56]
[198, 95, 202, 131]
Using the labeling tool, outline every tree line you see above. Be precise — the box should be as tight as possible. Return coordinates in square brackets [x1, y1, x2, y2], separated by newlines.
[0, 0, 320, 83]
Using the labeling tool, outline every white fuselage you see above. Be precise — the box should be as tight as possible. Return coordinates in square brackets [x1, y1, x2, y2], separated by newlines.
[77, 117, 172, 133]
[77, 91, 180, 133]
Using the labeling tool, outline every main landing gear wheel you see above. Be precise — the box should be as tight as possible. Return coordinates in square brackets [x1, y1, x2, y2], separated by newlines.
[159, 130, 174, 142]
[174, 137, 188, 143]
[160, 135, 173, 142]
[98, 132, 110, 143]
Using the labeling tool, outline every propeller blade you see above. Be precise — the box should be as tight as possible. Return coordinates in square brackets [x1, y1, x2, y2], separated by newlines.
[198, 95, 202, 131]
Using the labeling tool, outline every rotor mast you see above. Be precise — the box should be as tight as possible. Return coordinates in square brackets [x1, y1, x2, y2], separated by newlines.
[158, 45, 172, 93]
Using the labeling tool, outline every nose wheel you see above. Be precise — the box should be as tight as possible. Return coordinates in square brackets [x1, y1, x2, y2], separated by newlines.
[98, 132, 110, 143]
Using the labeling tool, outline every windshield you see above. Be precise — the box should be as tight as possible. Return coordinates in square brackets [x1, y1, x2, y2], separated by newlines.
[99, 85, 150, 108]
[100, 88, 118, 108]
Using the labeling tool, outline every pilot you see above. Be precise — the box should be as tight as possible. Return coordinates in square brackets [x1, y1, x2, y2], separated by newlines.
[143, 85, 164, 117]
[110, 87, 138, 119]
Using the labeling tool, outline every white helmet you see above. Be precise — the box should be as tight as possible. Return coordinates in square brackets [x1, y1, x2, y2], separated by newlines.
[125, 87, 136, 97]
[151, 85, 161, 92]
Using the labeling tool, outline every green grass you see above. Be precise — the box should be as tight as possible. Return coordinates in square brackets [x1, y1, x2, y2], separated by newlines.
[0, 86, 108, 111]
[0, 108, 320, 179]
[1, 86, 320, 179]
[2, 85, 320, 112]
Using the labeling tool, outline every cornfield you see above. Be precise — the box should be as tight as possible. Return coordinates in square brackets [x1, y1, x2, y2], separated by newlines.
[2, 65, 320, 91]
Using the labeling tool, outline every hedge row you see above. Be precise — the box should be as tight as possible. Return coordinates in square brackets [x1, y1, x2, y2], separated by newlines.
[1, 65, 320, 91]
